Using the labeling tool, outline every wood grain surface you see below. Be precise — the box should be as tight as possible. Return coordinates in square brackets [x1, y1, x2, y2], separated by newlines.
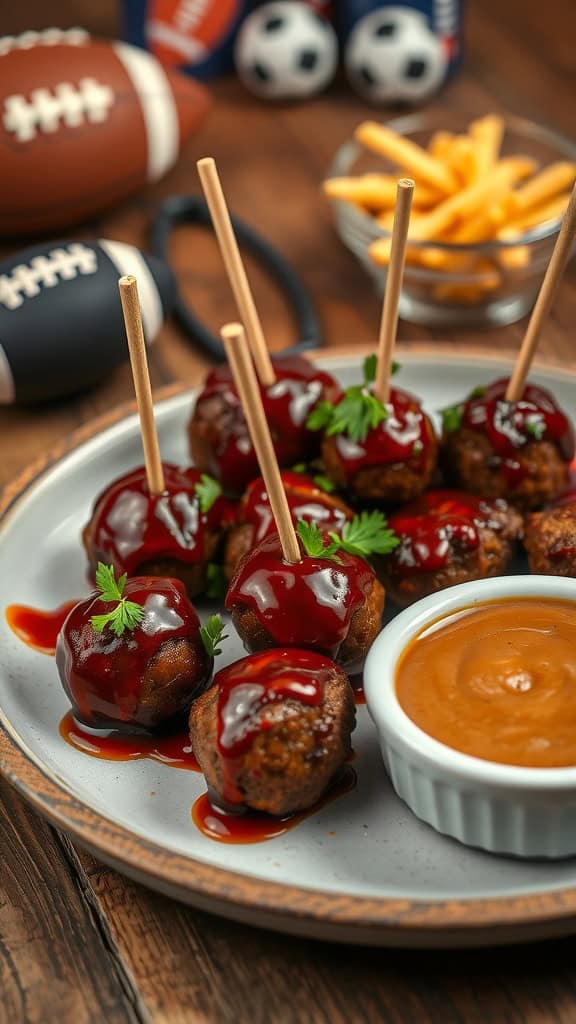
[1, 0, 576, 1021]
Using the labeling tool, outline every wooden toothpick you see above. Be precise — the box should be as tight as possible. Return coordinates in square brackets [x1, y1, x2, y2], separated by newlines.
[374, 178, 415, 405]
[118, 275, 165, 496]
[198, 157, 276, 388]
[506, 181, 576, 401]
[220, 322, 300, 564]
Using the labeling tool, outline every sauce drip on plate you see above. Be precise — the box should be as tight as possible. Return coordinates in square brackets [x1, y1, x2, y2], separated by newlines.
[60, 710, 200, 770]
[192, 765, 357, 844]
[6, 600, 78, 654]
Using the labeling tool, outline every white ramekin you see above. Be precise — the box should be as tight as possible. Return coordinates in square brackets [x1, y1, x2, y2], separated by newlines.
[364, 575, 576, 859]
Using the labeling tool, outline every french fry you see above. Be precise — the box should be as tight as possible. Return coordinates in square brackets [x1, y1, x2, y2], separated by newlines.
[507, 162, 576, 215]
[448, 204, 508, 245]
[445, 135, 479, 187]
[498, 245, 531, 270]
[434, 261, 502, 304]
[323, 174, 398, 208]
[428, 130, 454, 161]
[499, 192, 571, 237]
[469, 115, 505, 177]
[355, 121, 459, 194]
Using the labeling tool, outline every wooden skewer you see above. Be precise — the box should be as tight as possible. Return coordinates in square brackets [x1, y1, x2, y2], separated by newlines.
[198, 157, 276, 388]
[221, 322, 301, 564]
[374, 178, 415, 405]
[118, 275, 165, 496]
[506, 181, 576, 402]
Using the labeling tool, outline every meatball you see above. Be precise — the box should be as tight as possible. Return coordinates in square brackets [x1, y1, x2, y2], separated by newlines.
[524, 503, 576, 576]
[225, 532, 385, 672]
[223, 471, 353, 579]
[380, 490, 523, 607]
[321, 387, 438, 503]
[189, 649, 355, 816]
[441, 378, 574, 510]
[188, 356, 340, 494]
[56, 576, 212, 731]
[82, 464, 233, 599]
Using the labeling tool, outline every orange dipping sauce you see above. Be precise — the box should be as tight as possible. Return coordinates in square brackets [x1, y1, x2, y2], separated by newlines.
[396, 598, 576, 769]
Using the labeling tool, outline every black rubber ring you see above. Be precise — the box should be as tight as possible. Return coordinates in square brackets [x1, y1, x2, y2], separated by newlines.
[150, 195, 323, 363]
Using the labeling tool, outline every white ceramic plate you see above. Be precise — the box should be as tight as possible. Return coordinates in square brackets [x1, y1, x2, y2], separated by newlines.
[3, 348, 576, 948]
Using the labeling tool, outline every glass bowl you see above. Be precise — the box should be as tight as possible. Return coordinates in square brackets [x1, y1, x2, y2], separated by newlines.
[328, 112, 576, 328]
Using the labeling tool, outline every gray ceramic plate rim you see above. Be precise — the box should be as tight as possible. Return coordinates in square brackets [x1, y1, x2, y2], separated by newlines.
[3, 344, 576, 948]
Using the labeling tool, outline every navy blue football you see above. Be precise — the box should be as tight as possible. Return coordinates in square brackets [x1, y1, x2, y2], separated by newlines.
[0, 238, 176, 403]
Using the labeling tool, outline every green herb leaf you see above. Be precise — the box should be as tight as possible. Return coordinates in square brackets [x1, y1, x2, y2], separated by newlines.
[525, 419, 545, 441]
[205, 563, 227, 600]
[297, 520, 340, 560]
[330, 510, 398, 559]
[195, 473, 222, 514]
[306, 400, 335, 433]
[363, 354, 377, 384]
[91, 563, 144, 638]
[327, 387, 388, 444]
[469, 385, 485, 399]
[391, 360, 400, 377]
[441, 404, 463, 434]
[291, 462, 308, 474]
[200, 614, 228, 658]
[313, 473, 336, 493]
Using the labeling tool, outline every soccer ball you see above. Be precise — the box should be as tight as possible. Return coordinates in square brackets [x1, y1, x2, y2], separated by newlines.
[234, 2, 338, 101]
[344, 6, 448, 105]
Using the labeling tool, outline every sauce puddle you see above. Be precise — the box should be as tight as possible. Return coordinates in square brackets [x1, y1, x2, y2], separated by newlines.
[192, 765, 357, 844]
[60, 711, 201, 771]
[6, 601, 79, 655]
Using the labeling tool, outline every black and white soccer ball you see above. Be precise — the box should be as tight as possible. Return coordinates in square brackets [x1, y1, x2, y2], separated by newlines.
[234, 2, 338, 101]
[344, 6, 448, 105]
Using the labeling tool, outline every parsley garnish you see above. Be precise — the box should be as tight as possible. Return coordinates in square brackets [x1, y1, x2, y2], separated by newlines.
[469, 386, 485, 399]
[306, 355, 400, 444]
[297, 512, 398, 563]
[195, 473, 222, 513]
[206, 563, 227, 600]
[441, 404, 463, 434]
[291, 462, 308, 474]
[525, 419, 545, 441]
[200, 614, 228, 657]
[313, 473, 336, 493]
[90, 563, 144, 638]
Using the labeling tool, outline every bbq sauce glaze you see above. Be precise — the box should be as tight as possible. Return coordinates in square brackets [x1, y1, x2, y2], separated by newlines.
[239, 471, 351, 544]
[85, 463, 234, 578]
[56, 577, 212, 730]
[388, 490, 508, 575]
[333, 387, 435, 479]
[193, 356, 339, 493]
[225, 533, 375, 658]
[6, 600, 79, 654]
[215, 649, 332, 804]
[459, 378, 574, 485]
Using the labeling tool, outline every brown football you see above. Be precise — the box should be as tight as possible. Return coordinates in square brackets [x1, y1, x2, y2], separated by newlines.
[0, 27, 211, 236]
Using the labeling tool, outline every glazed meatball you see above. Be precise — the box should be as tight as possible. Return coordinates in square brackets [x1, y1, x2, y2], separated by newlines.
[524, 503, 576, 576]
[56, 576, 213, 731]
[223, 471, 353, 579]
[441, 379, 574, 510]
[82, 464, 233, 599]
[225, 532, 385, 672]
[380, 490, 523, 607]
[189, 649, 355, 816]
[188, 357, 340, 495]
[321, 387, 438, 504]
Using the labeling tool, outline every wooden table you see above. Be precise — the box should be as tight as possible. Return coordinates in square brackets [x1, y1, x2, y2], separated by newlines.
[2, 2, 576, 1021]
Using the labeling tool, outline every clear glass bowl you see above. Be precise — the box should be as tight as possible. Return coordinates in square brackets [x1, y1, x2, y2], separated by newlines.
[328, 112, 576, 328]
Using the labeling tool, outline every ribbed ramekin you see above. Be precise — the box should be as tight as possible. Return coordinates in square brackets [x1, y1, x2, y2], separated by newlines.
[364, 575, 576, 859]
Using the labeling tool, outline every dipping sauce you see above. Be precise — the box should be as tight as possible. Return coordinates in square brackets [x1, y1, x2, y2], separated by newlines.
[396, 598, 576, 768]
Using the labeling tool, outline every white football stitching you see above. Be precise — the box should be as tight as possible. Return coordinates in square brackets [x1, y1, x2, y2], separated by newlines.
[0, 243, 98, 310]
[0, 27, 89, 57]
[3, 78, 115, 142]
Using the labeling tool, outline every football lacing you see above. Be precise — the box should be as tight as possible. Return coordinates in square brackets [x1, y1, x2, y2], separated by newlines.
[0, 27, 89, 58]
[0, 244, 98, 311]
[3, 78, 115, 142]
